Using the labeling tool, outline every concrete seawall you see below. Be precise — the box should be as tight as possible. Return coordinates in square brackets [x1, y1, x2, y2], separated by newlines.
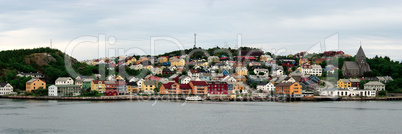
[0, 95, 398, 101]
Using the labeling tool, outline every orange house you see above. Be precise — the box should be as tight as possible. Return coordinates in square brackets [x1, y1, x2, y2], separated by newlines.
[189, 81, 208, 95]
[160, 82, 192, 95]
[275, 82, 302, 98]
[26, 78, 46, 92]
[233, 82, 245, 92]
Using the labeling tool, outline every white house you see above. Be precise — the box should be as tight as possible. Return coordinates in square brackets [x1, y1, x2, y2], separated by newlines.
[254, 69, 269, 76]
[364, 81, 385, 91]
[17, 72, 44, 78]
[256, 82, 275, 92]
[301, 64, 322, 76]
[271, 66, 284, 77]
[0, 83, 14, 95]
[221, 75, 237, 82]
[282, 77, 296, 83]
[168, 66, 176, 71]
[48, 85, 58, 96]
[130, 64, 143, 70]
[150, 68, 162, 75]
[55, 77, 74, 85]
[188, 70, 200, 79]
[320, 88, 376, 97]
[179, 76, 191, 84]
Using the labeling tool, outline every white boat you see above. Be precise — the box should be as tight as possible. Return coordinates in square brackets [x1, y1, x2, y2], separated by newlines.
[185, 96, 203, 101]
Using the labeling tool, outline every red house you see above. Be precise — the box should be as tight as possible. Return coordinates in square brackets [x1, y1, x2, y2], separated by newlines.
[105, 90, 118, 96]
[105, 81, 117, 90]
[172, 75, 181, 83]
[162, 68, 173, 75]
[282, 59, 296, 69]
[207, 81, 228, 96]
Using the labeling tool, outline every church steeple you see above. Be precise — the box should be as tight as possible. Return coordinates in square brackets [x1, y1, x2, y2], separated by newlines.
[355, 44, 367, 67]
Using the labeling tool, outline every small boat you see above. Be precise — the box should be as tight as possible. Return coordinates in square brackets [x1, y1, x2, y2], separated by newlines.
[185, 96, 203, 101]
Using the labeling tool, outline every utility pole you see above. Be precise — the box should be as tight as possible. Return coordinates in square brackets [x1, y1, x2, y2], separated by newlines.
[194, 33, 197, 48]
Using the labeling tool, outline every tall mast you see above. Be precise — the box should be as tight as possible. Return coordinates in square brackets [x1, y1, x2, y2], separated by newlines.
[194, 33, 197, 48]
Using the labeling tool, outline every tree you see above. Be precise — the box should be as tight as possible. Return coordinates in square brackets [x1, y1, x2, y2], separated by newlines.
[319, 61, 327, 68]
[33, 87, 48, 96]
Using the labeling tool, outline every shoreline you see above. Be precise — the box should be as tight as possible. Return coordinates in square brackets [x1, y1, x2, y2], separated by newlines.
[1, 95, 400, 101]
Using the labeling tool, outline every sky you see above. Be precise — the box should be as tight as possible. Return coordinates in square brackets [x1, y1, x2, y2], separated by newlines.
[0, 0, 401, 61]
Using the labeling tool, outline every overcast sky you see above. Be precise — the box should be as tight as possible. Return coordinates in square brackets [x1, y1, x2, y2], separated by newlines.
[1, 0, 401, 61]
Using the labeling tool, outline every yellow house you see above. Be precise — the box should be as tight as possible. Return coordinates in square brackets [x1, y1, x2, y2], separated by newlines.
[171, 59, 185, 67]
[299, 58, 310, 65]
[127, 82, 139, 93]
[115, 75, 124, 81]
[139, 57, 148, 62]
[158, 57, 168, 63]
[196, 62, 209, 67]
[141, 80, 157, 93]
[260, 55, 272, 61]
[125, 57, 137, 65]
[91, 80, 106, 93]
[145, 65, 153, 70]
[337, 79, 351, 88]
[235, 67, 248, 76]
[26, 78, 46, 92]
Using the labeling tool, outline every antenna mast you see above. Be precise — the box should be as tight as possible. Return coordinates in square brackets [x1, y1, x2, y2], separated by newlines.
[194, 33, 197, 48]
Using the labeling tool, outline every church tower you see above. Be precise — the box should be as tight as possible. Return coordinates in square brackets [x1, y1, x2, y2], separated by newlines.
[355, 45, 367, 67]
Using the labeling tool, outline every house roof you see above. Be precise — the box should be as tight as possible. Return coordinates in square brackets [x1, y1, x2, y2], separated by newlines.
[340, 79, 351, 83]
[105, 81, 116, 84]
[190, 81, 208, 86]
[179, 75, 190, 80]
[254, 69, 268, 72]
[343, 61, 359, 69]
[348, 78, 360, 83]
[19, 72, 43, 75]
[162, 82, 176, 88]
[148, 76, 162, 81]
[143, 80, 156, 85]
[201, 73, 212, 77]
[127, 82, 138, 86]
[190, 69, 199, 73]
[180, 84, 191, 89]
[54, 85, 80, 88]
[0, 83, 8, 87]
[55, 77, 73, 82]
[257, 81, 269, 85]
[27, 78, 42, 83]
[276, 82, 296, 87]
[365, 81, 384, 86]
[244, 56, 256, 60]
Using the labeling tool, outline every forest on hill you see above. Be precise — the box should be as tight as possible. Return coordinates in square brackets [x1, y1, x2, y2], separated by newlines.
[0, 47, 96, 90]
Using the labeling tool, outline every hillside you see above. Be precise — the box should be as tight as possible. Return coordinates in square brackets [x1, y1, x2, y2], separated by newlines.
[0, 47, 95, 90]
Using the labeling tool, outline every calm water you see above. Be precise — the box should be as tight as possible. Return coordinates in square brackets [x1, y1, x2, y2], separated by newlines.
[1, 99, 401, 134]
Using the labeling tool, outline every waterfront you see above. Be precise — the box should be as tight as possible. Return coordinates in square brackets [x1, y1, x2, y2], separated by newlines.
[1, 99, 402, 134]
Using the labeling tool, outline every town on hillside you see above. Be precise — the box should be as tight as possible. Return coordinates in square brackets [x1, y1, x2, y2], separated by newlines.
[0, 46, 396, 100]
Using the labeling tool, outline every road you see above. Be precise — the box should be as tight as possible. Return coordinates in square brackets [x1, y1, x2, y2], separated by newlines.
[319, 80, 335, 90]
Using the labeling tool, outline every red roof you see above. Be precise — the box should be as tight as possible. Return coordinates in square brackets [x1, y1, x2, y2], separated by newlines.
[92, 80, 104, 84]
[315, 58, 328, 62]
[148, 76, 162, 81]
[244, 56, 256, 60]
[220, 57, 228, 60]
[162, 82, 176, 88]
[190, 81, 208, 86]
[190, 69, 199, 73]
[180, 84, 191, 89]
